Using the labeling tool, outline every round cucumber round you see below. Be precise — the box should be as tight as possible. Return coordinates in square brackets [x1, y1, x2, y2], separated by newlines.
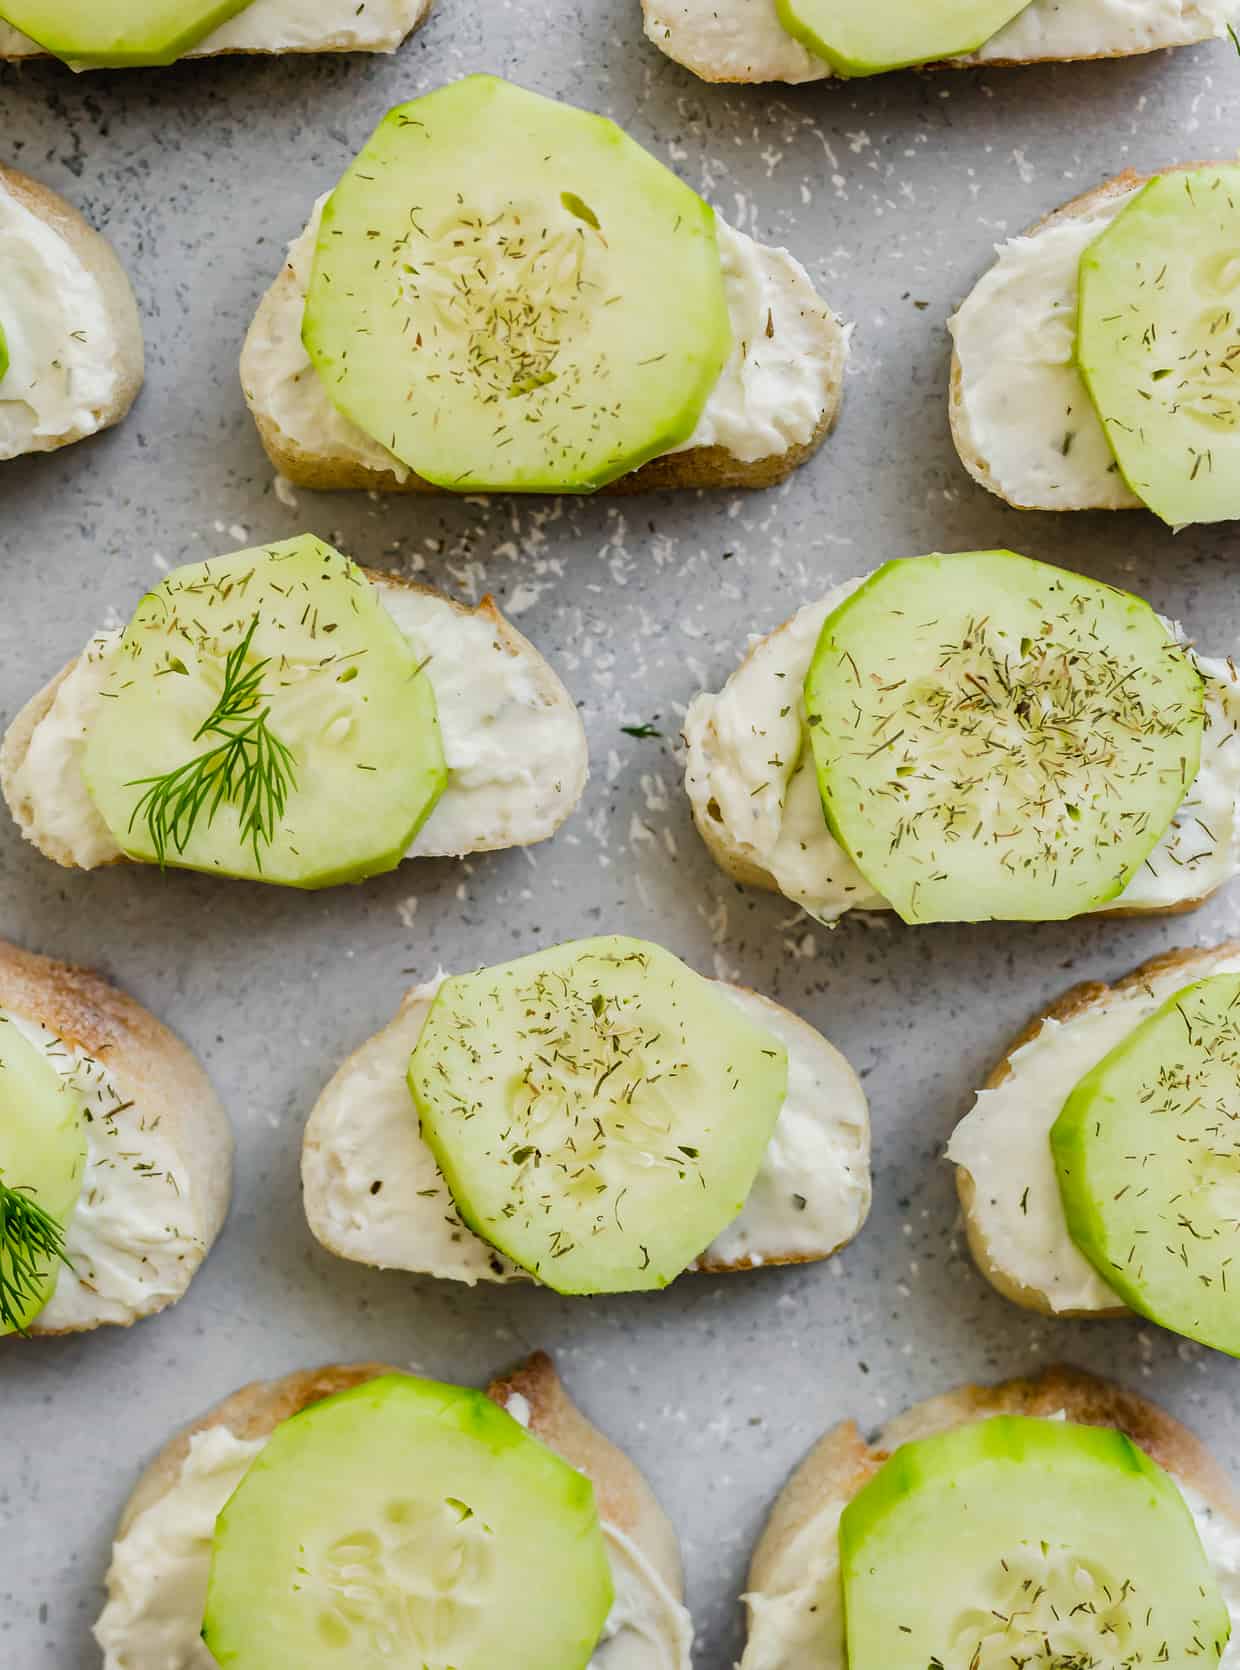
[840, 1415, 1230, 1670]
[0, 0, 255, 64]
[81, 536, 446, 890]
[804, 550, 1204, 924]
[1052, 971, 1240, 1354]
[773, 0, 1031, 75]
[0, 1017, 85, 1335]
[407, 936, 789, 1293]
[203, 1374, 614, 1670]
[302, 75, 733, 494]
[1078, 166, 1240, 527]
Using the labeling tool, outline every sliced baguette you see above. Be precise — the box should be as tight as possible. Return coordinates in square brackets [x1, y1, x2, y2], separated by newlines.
[100, 1353, 687, 1664]
[743, 1364, 1240, 1667]
[0, 0, 430, 62]
[302, 969, 870, 1286]
[0, 165, 142, 458]
[0, 569, 587, 875]
[0, 938, 231, 1335]
[955, 940, 1240, 1318]
[643, 0, 1237, 84]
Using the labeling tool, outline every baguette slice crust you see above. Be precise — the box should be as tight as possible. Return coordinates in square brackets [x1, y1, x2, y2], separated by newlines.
[0, 165, 143, 457]
[301, 972, 870, 1285]
[107, 1353, 684, 1641]
[0, 569, 587, 874]
[744, 1364, 1240, 1663]
[0, 939, 232, 1335]
[956, 940, 1240, 1317]
[0, 0, 431, 62]
[949, 161, 1221, 511]
[687, 600, 1221, 922]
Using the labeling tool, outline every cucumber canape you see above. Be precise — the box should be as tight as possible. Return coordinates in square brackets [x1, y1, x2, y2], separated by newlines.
[774, 0, 1031, 76]
[740, 1366, 1238, 1670]
[0, 0, 254, 64]
[408, 936, 790, 1293]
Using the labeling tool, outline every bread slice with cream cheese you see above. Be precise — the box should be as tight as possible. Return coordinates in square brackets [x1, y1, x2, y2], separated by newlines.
[0, 938, 231, 1335]
[1, 570, 587, 877]
[95, 1353, 694, 1670]
[0, 165, 142, 461]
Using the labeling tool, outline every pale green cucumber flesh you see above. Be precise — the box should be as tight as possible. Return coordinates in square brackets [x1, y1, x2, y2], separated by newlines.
[302, 75, 733, 493]
[0, 1016, 86, 1335]
[840, 1415, 1230, 1670]
[804, 550, 1204, 924]
[81, 535, 447, 889]
[1053, 970, 1240, 1354]
[203, 1374, 614, 1670]
[1077, 166, 1240, 526]
[773, 0, 1031, 75]
[408, 935, 789, 1293]
[0, 0, 256, 64]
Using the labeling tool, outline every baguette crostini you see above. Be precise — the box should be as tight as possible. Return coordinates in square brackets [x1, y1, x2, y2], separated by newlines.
[302, 935, 871, 1293]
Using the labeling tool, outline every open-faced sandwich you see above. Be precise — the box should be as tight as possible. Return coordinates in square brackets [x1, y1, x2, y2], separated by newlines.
[241, 74, 847, 496]
[951, 162, 1240, 523]
[2, 534, 585, 890]
[0, 0, 431, 67]
[96, 1352, 694, 1669]
[739, 1364, 1239, 1668]
[0, 938, 230, 1336]
[685, 548, 1240, 926]
[303, 934, 870, 1292]
[643, 0, 1239, 84]
[0, 165, 142, 462]
[951, 941, 1240, 1352]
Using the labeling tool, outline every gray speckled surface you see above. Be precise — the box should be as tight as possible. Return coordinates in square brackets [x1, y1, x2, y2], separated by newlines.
[3, 6, 1240, 1665]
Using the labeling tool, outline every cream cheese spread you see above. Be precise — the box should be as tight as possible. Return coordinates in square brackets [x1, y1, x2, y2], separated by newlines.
[0, 175, 124, 460]
[5, 581, 585, 870]
[947, 945, 1240, 1313]
[739, 1466, 1240, 1668]
[0, 1009, 203, 1331]
[301, 973, 870, 1284]
[95, 1421, 693, 1670]
[684, 577, 1240, 924]
[642, 0, 1238, 84]
[240, 198, 844, 479]
[0, 0, 430, 62]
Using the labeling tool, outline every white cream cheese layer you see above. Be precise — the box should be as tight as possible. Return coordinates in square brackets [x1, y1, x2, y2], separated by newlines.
[642, 0, 1238, 83]
[948, 945, 1240, 1313]
[95, 1423, 692, 1670]
[949, 187, 1143, 511]
[240, 198, 843, 479]
[0, 177, 121, 460]
[739, 1475, 1240, 1670]
[0, 1009, 202, 1330]
[0, 0, 429, 61]
[6, 582, 584, 870]
[685, 577, 1240, 924]
[302, 974, 870, 1285]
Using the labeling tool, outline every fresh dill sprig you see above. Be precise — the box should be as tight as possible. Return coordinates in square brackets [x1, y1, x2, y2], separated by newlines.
[0, 1180, 71, 1335]
[128, 615, 297, 870]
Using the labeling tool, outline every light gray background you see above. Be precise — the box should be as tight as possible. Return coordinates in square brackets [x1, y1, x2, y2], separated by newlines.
[2, 6, 1240, 1664]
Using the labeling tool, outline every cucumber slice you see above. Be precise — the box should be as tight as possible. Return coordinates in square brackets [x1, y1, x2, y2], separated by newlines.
[302, 75, 733, 494]
[0, 319, 8, 385]
[203, 1374, 613, 1670]
[81, 536, 446, 890]
[773, 0, 1031, 75]
[804, 550, 1204, 924]
[0, 1017, 85, 1335]
[1077, 166, 1240, 526]
[1052, 971, 1240, 1354]
[840, 1415, 1230, 1670]
[407, 936, 788, 1293]
[0, 0, 254, 64]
